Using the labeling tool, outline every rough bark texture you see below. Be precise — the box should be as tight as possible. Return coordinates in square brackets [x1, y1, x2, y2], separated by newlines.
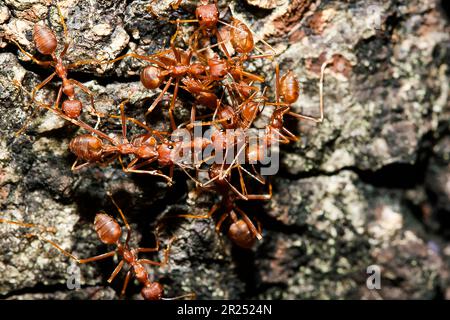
[0, 0, 449, 299]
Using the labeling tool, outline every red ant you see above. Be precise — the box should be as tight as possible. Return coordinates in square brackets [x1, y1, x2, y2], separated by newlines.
[101, 26, 209, 131]
[246, 60, 333, 152]
[16, 81, 207, 185]
[11, 2, 103, 136]
[0, 193, 195, 300]
[175, 163, 271, 249]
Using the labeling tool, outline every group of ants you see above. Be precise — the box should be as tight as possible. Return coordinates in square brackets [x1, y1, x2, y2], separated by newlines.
[1, 0, 332, 300]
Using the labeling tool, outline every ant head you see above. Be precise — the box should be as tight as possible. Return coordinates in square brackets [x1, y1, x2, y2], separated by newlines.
[195, 3, 219, 29]
[227, 219, 256, 249]
[141, 282, 164, 300]
[157, 143, 174, 167]
[33, 24, 57, 55]
[62, 99, 82, 118]
[141, 66, 163, 89]
[94, 212, 122, 245]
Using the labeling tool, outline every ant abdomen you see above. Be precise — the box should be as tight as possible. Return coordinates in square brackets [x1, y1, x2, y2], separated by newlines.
[94, 213, 122, 245]
[141, 66, 163, 89]
[227, 220, 255, 249]
[62, 99, 83, 118]
[33, 24, 58, 55]
[230, 19, 254, 54]
[141, 282, 164, 300]
[69, 134, 104, 162]
[280, 71, 299, 104]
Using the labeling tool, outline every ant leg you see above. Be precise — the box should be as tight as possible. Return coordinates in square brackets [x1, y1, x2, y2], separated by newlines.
[170, 18, 198, 24]
[234, 207, 262, 240]
[15, 73, 57, 136]
[245, 181, 272, 201]
[118, 99, 130, 142]
[186, 117, 229, 129]
[78, 251, 117, 264]
[69, 79, 104, 120]
[135, 237, 160, 254]
[0, 222, 82, 263]
[239, 165, 265, 185]
[54, 85, 63, 110]
[270, 127, 290, 144]
[71, 159, 94, 171]
[126, 157, 157, 171]
[175, 203, 220, 220]
[162, 293, 197, 300]
[237, 166, 248, 196]
[134, 237, 177, 271]
[107, 191, 132, 245]
[120, 270, 132, 297]
[109, 115, 160, 134]
[224, 178, 249, 201]
[95, 53, 167, 69]
[30, 72, 56, 102]
[125, 167, 173, 184]
[56, 1, 70, 56]
[170, 0, 183, 9]
[9, 39, 53, 67]
[275, 63, 280, 104]
[170, 22, 182, 62]
[66, 58, 106, 69]
[288, 60, 332, 123]
[138, 259, 163, 266]
[168, 79, 180, 130]
[215, 213, 229, 233]
[235, 69, 265, 83]
[28, 233, 82, 262]
[107, 259, 125, 283]
[145, 77, 173, 118]
[0, 218, 56, 233]
[213, 27, 232, 61]
[247, 53, 275, 60]
[221, 143, 247, 179]
[15, 80, 114, 141]
[281, 127, 299, 142]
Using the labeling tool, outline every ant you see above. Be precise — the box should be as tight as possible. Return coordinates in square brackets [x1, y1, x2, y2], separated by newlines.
[10, 2, 104, 136]
[241, 60, 332, 153]
[16, 81, 206, 185]
[175, 163, 270, 249]
[169, 1, 275, 83]
[101, 26, 209, 131]
[0, 193, 195, 300]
